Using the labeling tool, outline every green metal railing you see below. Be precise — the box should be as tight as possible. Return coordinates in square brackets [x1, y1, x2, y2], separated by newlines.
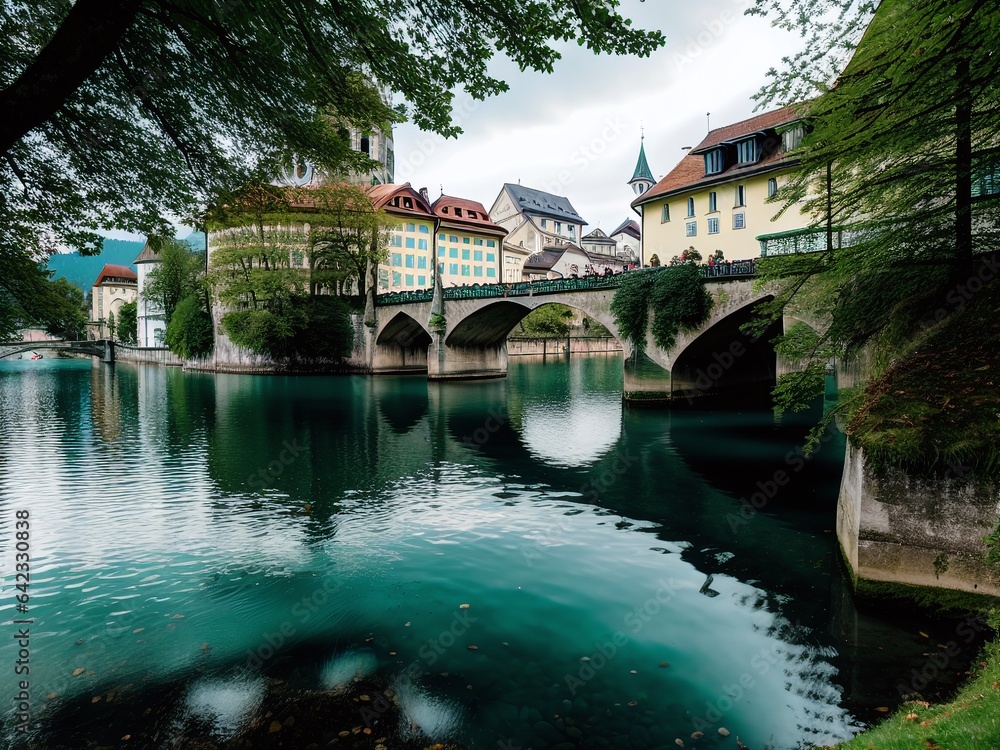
[374, 259, 756, 306]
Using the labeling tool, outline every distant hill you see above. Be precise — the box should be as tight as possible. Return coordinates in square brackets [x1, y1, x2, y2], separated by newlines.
[45, 233, 206, 291]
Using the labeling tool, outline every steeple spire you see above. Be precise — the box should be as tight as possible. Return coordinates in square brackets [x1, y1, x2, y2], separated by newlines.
[628, 132, 655, 196]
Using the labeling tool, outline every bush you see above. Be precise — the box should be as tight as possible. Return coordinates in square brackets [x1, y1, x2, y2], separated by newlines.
[166, 294, 215, 359]
[517, 303, 574, 337]
[610, 265, 712, 350]
[291, 296, 354, 361]
[222, 296, 353, 362]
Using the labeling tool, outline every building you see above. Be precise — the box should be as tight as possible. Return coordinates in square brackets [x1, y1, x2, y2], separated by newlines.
[522, 244, 594, 280]
[133, 241, 166, 347]
[501, 242, 532, 283]
[581, 228, 617, 257]
[366, 183, 436, 292]
[489, 183, 587, 255]
[609, 218, 641, 263]
[630, 106, 812, 265]
[88, 264, 137, 339]
[431, 195, 507, 286]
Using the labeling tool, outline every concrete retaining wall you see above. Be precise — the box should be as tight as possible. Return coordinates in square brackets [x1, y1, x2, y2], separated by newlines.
[115, 345, 184, 366]
[837, 444, 1000, 597]
[507, 336, 623, 357]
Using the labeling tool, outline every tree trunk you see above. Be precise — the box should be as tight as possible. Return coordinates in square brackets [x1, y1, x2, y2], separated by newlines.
[0, 0, 144, 155]
[955, 55, 974, 273]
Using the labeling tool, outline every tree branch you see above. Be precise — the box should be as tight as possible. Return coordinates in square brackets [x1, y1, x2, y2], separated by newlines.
[0, 0, 144, 156]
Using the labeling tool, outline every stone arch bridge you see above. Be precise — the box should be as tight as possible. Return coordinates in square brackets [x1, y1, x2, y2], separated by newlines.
[0, 339, 115, 362]
[369, 263, 821, 404]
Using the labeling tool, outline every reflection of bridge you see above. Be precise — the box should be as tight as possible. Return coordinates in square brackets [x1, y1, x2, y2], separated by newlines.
[0, 339, 115, 363]
[368, 261, 821, 404]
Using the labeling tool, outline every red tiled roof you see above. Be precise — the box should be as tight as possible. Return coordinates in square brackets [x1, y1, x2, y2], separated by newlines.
[365, 183, 434, 216]
[93, 264, 137, 287]
[633, 105, 806, 207]
[432, 195, 507, 236]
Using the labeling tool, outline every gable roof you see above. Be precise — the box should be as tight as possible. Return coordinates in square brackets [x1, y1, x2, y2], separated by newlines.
[632, 105, 805, 208]
[523, 243, 591, 271]
[133, 241, 160, 265]
[630, 140, 654, 185]
[502, 183, 587, 225]
[610, 218, 641, 240]
[582, 228, 610, 240]
[93, 263, 137, 287]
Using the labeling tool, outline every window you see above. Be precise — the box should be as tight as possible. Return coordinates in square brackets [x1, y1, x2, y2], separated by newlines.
[486, 253, 495, 262]
[438, 245, 446, 256]
[733, 212, 746, 230]
[291, 250, 304, 266]
[461, 265, 470, 276]
[661, 204, 670, 223]
[438, 262, 445, 275]
[406, 222, 415, 232]
[782, 125, 805, 152]
[391, 252, 402, 266]
[473, 250, 483, 261]
[568, 225, 575, 236]
[487, 268, 496, 278]
[736, 138, 760, 164]
[463, 237, 471, 244]
[735, 185, 746, 207]
[708, 192, 717, 212]
[686, 221, 697, 237]
[449, 248, 458, 258]
[487, 239, 496, 248]
[462, 249, 470, 260]
[378, 269, 389, 289]
[417, 257, 427, 269]
[687, 197, 695, 217]
[768, 178, 778, 198]
[405, 255, 414, 268]
[390, 235, 402, 247]
[392, 271, 402, 286]
[405, 274, 414, 286]
[555, 221, 562, 233]
[449, 235, 458, 243]
[454, 208, 462, 217]
[360, 136, 370, 155]
[418, 239, 428, 251]
[449, 263, 459, 275]
[541, 219, 548, 228]
[405, 237, 415, 249]
[474, 238, 484, 246]
[973, 153, 1000, 197]
[439, 233, 446, 241]
[474, 266, 483, 277]
[417, 275, 426, 286]
[705, 148, 724, 175]
[707, 217, 720, 234]
[418, 225, 429, 234]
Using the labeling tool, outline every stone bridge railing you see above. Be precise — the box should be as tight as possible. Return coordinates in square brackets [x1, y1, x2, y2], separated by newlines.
[374, 259, 757, 307]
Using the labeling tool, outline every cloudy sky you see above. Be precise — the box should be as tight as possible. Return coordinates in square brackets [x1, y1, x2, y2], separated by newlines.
[392, 0, 807, 235]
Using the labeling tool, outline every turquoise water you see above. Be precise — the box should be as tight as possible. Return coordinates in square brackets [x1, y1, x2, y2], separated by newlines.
[0, 356, 977, 749]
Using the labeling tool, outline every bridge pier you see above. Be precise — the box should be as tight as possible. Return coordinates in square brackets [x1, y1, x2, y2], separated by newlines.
[427, 338, 508, 381]
[622, 351, 672, 405]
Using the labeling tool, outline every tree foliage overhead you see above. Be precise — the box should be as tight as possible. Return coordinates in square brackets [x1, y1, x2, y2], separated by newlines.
[0, 0, 664, 262]
[748, 0, 1000, 415]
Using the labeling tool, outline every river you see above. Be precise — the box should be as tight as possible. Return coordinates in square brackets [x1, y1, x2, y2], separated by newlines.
[0, 355, 979, 749]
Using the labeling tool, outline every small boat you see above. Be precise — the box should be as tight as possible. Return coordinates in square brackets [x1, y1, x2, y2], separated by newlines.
[30, 353, 43, 360]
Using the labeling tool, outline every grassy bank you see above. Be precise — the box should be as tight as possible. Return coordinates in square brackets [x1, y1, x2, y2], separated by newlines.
[824, 635, 1000, 749]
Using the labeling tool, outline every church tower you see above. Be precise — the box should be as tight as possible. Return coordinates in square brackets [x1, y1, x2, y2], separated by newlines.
[628, 132, 655, 196]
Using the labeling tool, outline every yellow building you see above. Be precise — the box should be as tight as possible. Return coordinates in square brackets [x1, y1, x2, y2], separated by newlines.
[367, 184, 436, 292]
[431, 196, 506, 286]
[631, 106, 814, 264]
[88, 263, 137, 339]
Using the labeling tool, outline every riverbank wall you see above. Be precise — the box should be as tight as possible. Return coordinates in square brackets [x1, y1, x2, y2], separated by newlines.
[115, 344, 185, 366]
[507, 336, 622, 357]
[837, 444, 1000, 599]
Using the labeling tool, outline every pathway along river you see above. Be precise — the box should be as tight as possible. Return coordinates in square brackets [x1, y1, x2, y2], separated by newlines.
[0, 355, 983, 749]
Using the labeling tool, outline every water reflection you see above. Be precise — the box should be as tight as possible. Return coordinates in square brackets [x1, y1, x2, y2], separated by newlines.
[0, 356, 979, 749]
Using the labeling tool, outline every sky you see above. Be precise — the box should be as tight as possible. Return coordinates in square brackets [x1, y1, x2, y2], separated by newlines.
[390, 0, 807, 235]
[104, 0, 807, 243]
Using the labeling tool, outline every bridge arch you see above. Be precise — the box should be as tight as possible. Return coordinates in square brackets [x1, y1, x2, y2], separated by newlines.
[372, 311, 432, 374]
[668, 294, 781, 400]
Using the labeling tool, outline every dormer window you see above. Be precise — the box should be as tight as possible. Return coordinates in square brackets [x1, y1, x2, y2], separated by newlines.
[736, 138, 760, 164]
[442, 207, 449, 214]
[403, 197, 413, 209]
[454, 207, 462, 217]
[705, 148, 724, 175]
[782, 125, 805, 152]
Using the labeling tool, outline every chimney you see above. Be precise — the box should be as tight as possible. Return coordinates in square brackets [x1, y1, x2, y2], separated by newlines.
[419, 187, 430, 205]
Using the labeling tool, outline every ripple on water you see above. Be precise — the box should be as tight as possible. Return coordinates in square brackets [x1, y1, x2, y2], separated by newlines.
[320, 649, 377, 693]
[393, 680, 464, 742]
